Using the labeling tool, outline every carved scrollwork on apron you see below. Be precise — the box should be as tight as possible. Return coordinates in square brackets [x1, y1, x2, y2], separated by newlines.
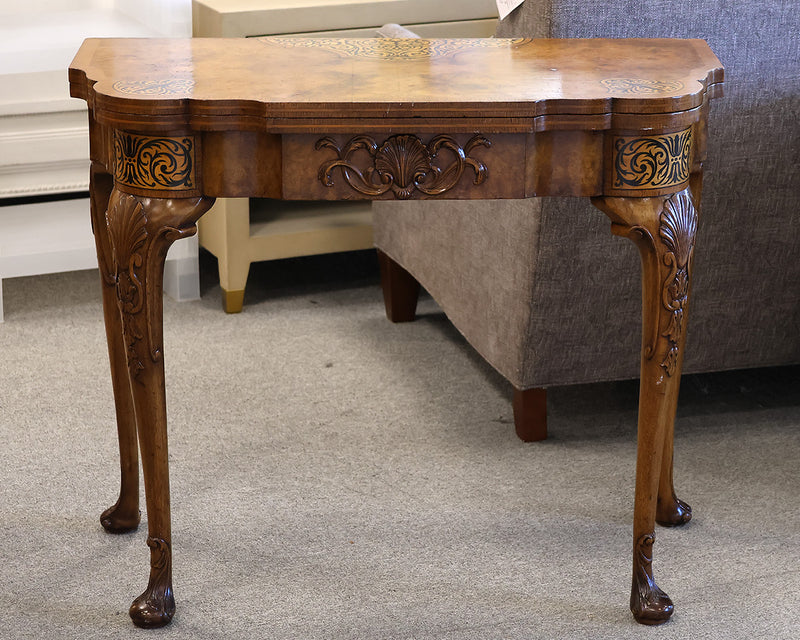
[316, 134, 490, 200]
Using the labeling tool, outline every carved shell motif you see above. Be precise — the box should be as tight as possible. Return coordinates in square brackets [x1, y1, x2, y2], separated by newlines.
[658, 191, 698, 376]
[106, 193, 149, 378]
[108, 201, 147, 317]
[106, 194, 148, 377]
[374, 135, 433, 199]
[659, 192, 697, 276]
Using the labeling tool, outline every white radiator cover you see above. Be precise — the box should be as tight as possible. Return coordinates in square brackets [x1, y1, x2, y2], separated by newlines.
[0, 4, 198, 321]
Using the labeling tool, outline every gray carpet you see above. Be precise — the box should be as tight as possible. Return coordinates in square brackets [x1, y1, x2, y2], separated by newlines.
[1, 250, 799, 639]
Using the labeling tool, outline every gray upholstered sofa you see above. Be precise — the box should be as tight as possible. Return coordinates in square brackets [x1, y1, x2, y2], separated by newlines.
[372, 0, 800, 439]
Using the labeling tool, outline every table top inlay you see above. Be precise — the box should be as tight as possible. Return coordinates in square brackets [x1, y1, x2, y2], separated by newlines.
[69, 38, 723, 131]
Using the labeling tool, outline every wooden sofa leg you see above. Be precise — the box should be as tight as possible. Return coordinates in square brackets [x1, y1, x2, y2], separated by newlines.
[512, 387, 547, 441]
[377, 249, 421, 322]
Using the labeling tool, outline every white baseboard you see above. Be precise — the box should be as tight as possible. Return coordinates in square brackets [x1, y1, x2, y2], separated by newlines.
[0, 198, 200, 321]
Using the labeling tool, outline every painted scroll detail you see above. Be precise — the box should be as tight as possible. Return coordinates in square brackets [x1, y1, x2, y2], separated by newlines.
[613, 129, 691, 190]
[316, 134, 490, 199]
[114, 131, 195, 191]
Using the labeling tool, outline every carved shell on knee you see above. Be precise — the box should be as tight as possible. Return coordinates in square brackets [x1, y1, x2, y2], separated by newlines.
[658, 191, 698, 376]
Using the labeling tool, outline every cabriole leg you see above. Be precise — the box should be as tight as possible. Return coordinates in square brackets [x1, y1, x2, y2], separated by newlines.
[593, 187, 698, 624]
[654, 171, 702, 527]
[90, 163, 140, 534]
[102, 187, 214, 628]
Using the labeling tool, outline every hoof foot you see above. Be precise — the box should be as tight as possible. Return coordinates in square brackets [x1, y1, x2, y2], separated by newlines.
[656, 497, 692, 527]
[129, 589, 175, 628]
[100, 502, 140, 534]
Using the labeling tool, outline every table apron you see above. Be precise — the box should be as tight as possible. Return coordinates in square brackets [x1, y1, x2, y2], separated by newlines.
[95, 124, 704, 201]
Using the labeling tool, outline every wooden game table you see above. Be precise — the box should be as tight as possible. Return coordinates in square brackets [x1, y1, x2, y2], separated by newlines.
[69, 36, 723, 628]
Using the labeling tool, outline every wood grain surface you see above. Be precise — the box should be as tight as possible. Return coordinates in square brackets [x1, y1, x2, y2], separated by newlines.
[70, 38, 723, 132]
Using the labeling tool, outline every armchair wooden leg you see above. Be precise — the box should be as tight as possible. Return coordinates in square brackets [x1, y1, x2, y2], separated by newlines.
[512, 387, 547, 441]
[377, 249, 420, 322]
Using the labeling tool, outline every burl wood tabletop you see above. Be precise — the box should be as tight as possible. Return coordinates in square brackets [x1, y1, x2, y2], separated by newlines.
[70, 38, 723, 129]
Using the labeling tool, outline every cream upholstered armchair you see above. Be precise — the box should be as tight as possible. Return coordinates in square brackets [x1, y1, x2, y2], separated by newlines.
[373, 0, 800, 441]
